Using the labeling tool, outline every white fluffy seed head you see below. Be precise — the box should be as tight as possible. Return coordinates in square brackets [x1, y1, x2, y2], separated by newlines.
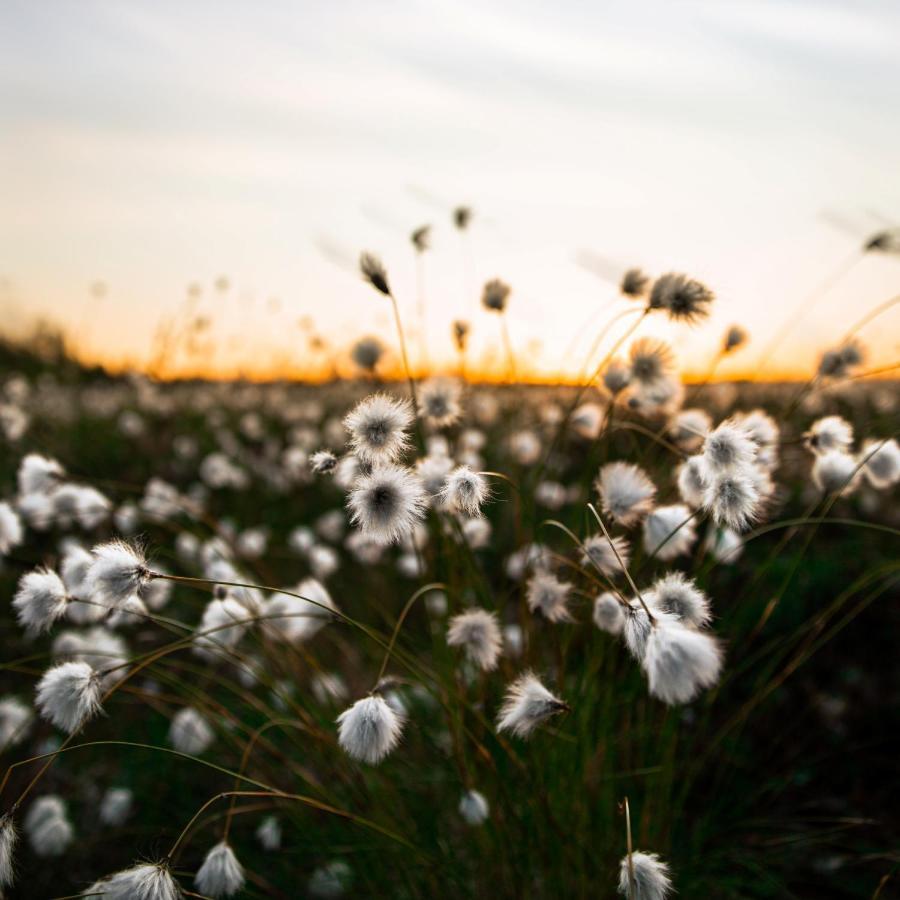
[702, 419, 757, 473]
[668, 409, 711, 451]
[0, 697, 33, 751]
[643, 619, 723, 705]
[526, 572, 574, 623]
[496, 672, 568, 739]
[18, 453, 64, 496]
[642, 504, 696, 561]
[628, 339, 676, 387]
[0, 501, 23, 555]
[0, 814, 17, 888]
[256, 815, 282, 851]
[596, 462, 657, 527]
[440, 466, 489, 516]
[35, 661, 103, 734]
[447, 609, 503, 671]
[593, 592, 626, 635]
[581, 534, 630, 577]
[603, 359, 632, 395]
[99, 787, 133, 827]
[343, 394, 413, 464]
[812, 451, 862, 496]
[805, 415, 853, 455]
[310, 449, 338, 474]
[168, 707, 215, 755]
[618, 851, 673, 900]
[86, 541, 150, 610]
[622, 603, 676, 662]
[646, 572, 710, 628]
[194, 841, 245, 899]
[458, 789, 490, 826]
[418, 378, 463, 428]
[87, 861, 181, 900]
[702, 470, 760, 532]
[859, 437, 900, 489]
[13, 568, 69, 636]
[347, 465, 427, 545]
[336, 694, 405, 764]
[676, 455, 710, 508]
[24, 796, 73, 857]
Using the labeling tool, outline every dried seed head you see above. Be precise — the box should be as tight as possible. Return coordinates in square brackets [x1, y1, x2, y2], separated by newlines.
[359, 252, 391, 296]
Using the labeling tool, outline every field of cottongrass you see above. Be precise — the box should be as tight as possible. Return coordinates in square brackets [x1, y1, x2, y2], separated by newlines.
[0, 248, 899, 899]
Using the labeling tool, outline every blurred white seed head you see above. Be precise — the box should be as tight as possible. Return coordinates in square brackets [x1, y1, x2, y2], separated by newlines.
[24, 796, 73, 858]
[347, 465, 427, 545]
[649, 272, 714, 323]
[859, 437, 900, 489]
[0, 814, 17, 889]
[704, 526, 744, 563]
[310, 449, 338, 474]
[418, 378, 463, 428]
[628, 339, 676, 387]
[336, 694, 405, 764]
[18, 453, 64, 496]
[593, 592, 626, 635]
[676, 455, 709, 508]
[13, 568, 69, 636]
[581, 533, 630, 577]
[496, 672, 568, 738]
[620, 267, 649, 298]
[459, 789, 490, 826]
[195, 841, 245, 899]
[812, 450, 862, 496]
[643, 619, 723, 705]
[447, 609, 503, 671]
[35, 661, 103, 733]
[343, 394, 413, 465]
[168, 707, 215, 755]
[0, 696, 33, 751]
[642, 504, 696, 561]
[86, 861, 181, 900]
[0, 501, 23, 556]
[702, 470, 760, 532]
[441, 466, 489, 516]
[804, 415, 853, 455]
[669, 409, 711, 452]
[603, 359, 632, 395]
[256, 815, 282, 851]
[526, 572, 574, 623]
[723, 324, 747, 352]
[481, 278, 510, 312]
[351, 335, 385, 372]
[702, 420, 756, 473]
[99, 787, 133, 827]
[596, 462, 657, 527]
[617, 851, 673, 900]
[647, 572, 711, 628]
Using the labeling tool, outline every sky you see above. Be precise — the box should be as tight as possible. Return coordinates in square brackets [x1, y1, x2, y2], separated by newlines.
[1, 0, 899, 381]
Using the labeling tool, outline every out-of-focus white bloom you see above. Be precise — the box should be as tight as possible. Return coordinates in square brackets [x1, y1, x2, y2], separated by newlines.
[85, 861, 182, 899]
[441, 466, 489, 516]
[347, 465, 427, 545]
[316, 509, 346, 543]
[311, 672, 349, 705]
[702, 420, 756, 473]
[256, 815, 282, 851]
[669, 409, 711, 451]
[646, 572, 710, 628]
[195, 842, 245, 898]
[733, 409, 779, 454]
[264, 578, 337, 644]
[35, 661, 102, 733]
[505, 542, 551, 581]
[24, 796, 73, 857]
[509, 430, 542, 466]
[0, 501, 23, 555]
[447, 609, 503, 671]
[481, 277, 510, 312]
[309, 544, 340, 580]
[643, 619, 722, 704]
[628, 338, 676, 387]
[310, 449, 338, 474]
[236, 526, 268, 559]
[603, 359, 632, 395]
[503, 623, 524, 657]
[859, 437, 900, 489]
[418, 378, 462, 428]
[723, 324, 747, 352]
[818, 340, 865, 379]
[497, 672, 568, 738]
[13, 568, 69, 636]
[417, 453, 454, 498]
[642, 505, 696, 561]
[194, 596, 250, 658]
[458, 789, 490, 826]
[99, 787, 133, 826]
[53, 627, 128, 682]
[534, 480, 568, 510]
[593, 592, 626, 634]
[805, 416, 853, 455]
[571, 403, 605, 439]
[344, 394, 413, 465]
[107, 595, 149, 629]
[617, 851, 673, 899]
[86, 541, 150, 611]
[336, 694, 405, 764]
[168, 707, 215, 755]
[526, 572, 573, 623]
[596, 462, 656, 527]
[308, 860, 353, 898]
[581, 533, 630, 577]
[704, 526, 744, 563]
[61, 544, 106, 624]
[351, 335, 384, 372]
[812, 451, 862, 496]
[18, 453, 64, 496]
[702, 470, 760, 532]
[333, 455, 362, 491]
[459, 515, 492, 549]
[676, 455, 709, 508]
[17, 491, 54, 531]
[0, 696, 33, 751]
[649, 272, 714, 323]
